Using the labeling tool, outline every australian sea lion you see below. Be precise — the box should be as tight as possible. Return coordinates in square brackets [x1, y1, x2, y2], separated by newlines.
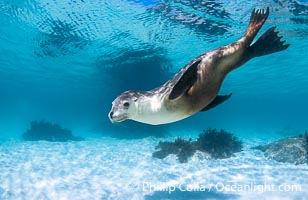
[109, 8, 289, 125]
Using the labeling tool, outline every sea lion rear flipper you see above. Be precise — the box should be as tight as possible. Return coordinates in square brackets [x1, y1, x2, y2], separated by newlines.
[200, 93, 232, 112]
[247, 27, 290, 58]
[245, 8, 289, 58]
[244, 8, 269, 45]
[168, 60, 201, 100]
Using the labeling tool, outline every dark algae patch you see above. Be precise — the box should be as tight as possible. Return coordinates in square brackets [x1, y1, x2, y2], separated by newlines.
[153, 137, 196, 163]
[195, 128, 243, 159]
[153, 129, 243, 163]
[23, 120, 84, 142]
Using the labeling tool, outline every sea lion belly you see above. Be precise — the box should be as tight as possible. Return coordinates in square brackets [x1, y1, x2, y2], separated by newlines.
[133, 95, 191, 125]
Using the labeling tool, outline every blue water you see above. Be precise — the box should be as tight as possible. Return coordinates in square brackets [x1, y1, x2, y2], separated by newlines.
[0, 0, 308, 199]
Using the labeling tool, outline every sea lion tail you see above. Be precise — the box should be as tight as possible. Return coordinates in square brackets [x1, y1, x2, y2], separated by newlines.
[248, 27, 290, 57]
[244, 7, 269, 45]
[244, 7, 290, 58]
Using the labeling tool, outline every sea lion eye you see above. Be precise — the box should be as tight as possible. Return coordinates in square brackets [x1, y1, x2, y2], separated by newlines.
[123, 102, 130, 108]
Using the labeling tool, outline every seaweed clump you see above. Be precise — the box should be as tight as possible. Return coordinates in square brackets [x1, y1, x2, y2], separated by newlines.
[195, 129, 243, 159]
[153, 137, 196, 163]
[22, 120, 84, 142]
[153, 129, 242, 163]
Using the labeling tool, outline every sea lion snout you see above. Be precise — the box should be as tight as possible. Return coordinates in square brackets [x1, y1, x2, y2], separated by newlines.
[109, 111, 114, 119]
[108, 109, 128, 123]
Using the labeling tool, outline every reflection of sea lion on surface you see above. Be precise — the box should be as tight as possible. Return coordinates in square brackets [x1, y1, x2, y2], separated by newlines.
[109, 8, 289, 125]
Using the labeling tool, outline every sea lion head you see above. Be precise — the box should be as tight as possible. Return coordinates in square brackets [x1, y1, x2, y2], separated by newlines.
[109, 90, 141, 123]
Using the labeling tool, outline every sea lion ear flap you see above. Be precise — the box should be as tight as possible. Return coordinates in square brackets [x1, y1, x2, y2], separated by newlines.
[133, 96, 138, 102]
[168, 60, 201, 100]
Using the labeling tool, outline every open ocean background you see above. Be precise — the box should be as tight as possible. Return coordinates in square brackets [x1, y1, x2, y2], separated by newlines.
[0, 0, 308, 199]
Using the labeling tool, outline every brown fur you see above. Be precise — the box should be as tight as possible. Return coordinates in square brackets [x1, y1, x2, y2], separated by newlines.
[166, 8, 277, 114]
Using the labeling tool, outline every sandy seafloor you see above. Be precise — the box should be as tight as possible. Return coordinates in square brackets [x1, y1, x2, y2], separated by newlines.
[0, 130, 307, 200]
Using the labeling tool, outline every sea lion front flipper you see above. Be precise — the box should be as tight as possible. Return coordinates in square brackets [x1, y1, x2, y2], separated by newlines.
[168, 60, 202, 100]
[200, 93, 232, 112]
